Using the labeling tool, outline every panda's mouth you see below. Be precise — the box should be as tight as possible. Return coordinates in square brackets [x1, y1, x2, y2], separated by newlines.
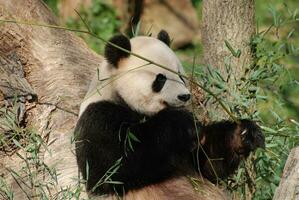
[162, 101, 170, 107]
[162, 101, 185, 108]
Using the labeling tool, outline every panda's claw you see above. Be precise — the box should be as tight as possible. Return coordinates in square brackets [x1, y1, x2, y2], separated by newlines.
[241, 129, 247, 136]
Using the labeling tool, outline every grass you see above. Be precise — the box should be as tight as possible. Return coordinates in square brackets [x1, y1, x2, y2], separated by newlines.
[0, 101, 87, 199]
[0, 102, 27, 156]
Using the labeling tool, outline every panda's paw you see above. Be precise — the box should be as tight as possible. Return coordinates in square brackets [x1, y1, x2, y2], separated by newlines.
[234, 119, 265, 157]
[156, 108, 197, 150]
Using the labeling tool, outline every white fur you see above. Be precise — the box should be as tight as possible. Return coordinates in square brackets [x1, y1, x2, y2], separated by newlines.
[79, 36, 190, 116]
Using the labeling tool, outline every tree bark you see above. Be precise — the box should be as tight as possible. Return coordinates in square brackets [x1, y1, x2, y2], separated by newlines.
[273, 146, 299, 200]
[202, 0, 254, 76]
[201, 0, 255, 120]
[0, 0, 227, 199]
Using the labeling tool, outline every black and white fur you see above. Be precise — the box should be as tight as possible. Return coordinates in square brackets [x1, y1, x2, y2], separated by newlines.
[75, 31, 264, 199]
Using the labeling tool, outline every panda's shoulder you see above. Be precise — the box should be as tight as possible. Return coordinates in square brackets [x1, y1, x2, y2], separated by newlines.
[84, 100, 124, 113]
[79, 101, 139, 124]
[81, 101, 123, 117]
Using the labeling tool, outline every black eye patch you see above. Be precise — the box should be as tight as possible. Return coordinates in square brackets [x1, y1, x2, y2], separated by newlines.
[152, 73, 167, 92]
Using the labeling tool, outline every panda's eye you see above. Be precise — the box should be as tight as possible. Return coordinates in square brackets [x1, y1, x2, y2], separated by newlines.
[152, 73, 167, 92]
[156, 73, 166, 82]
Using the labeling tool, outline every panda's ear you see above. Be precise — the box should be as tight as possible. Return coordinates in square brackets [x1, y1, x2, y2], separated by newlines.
[105, 35, 131, 67]
[157, 30, 170, 46]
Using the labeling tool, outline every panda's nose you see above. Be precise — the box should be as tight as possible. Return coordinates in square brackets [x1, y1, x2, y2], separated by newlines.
[177, 94, 191, 102]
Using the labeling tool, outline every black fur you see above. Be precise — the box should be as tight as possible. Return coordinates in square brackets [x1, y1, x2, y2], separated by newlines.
[157, 30, 171, 46]
[75, 101, 196, 195]
[152, 73, 167, 92]
[196, 119, 264, 182]
[75, 101, 264, 196]
[105, 35, 131, 67]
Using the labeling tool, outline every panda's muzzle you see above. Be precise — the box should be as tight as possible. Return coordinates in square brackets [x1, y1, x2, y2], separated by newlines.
[162, 97, 190, 108]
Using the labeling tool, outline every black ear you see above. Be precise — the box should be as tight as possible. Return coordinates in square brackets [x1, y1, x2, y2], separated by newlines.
[105, 35, 131, 67]
[157, 30, 170, 46]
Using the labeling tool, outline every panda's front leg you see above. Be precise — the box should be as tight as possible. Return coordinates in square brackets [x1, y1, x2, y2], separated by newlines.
[132, 108, 198, 154]
[117, 108, 197, 188]
[196, 119, 265, 182]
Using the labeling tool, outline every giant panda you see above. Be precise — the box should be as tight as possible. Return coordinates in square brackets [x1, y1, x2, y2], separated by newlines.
[74, 30, 265, 199]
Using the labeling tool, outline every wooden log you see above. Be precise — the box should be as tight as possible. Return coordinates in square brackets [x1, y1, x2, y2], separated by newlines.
[273, 146, 299, 200]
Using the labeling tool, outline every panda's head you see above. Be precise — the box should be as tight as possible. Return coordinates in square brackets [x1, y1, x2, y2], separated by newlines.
[104, 30, 191, 116]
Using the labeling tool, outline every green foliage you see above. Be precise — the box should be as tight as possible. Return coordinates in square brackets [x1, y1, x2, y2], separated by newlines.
[123, 130, 141, 154]
[191, 0, 202, 7]
[250, 4, 299, 199]
[66, 0, 120, 53]
[91, 157, 123, 193]
[0, 176, 14, 200]
[193, 2, 298, 199]
[43, 0, 58, 15]
[0, 110, 56, 198]
[0, 101, 87, 199]
[0, 102, 26, 154]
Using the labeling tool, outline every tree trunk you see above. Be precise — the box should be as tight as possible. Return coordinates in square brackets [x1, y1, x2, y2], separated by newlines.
[0, 0, 228, 199]
[202, 0, 254, 76]
[202, 0, 255, 120]
[201, 1, 255, 199]
[273, 146, 299, 200]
